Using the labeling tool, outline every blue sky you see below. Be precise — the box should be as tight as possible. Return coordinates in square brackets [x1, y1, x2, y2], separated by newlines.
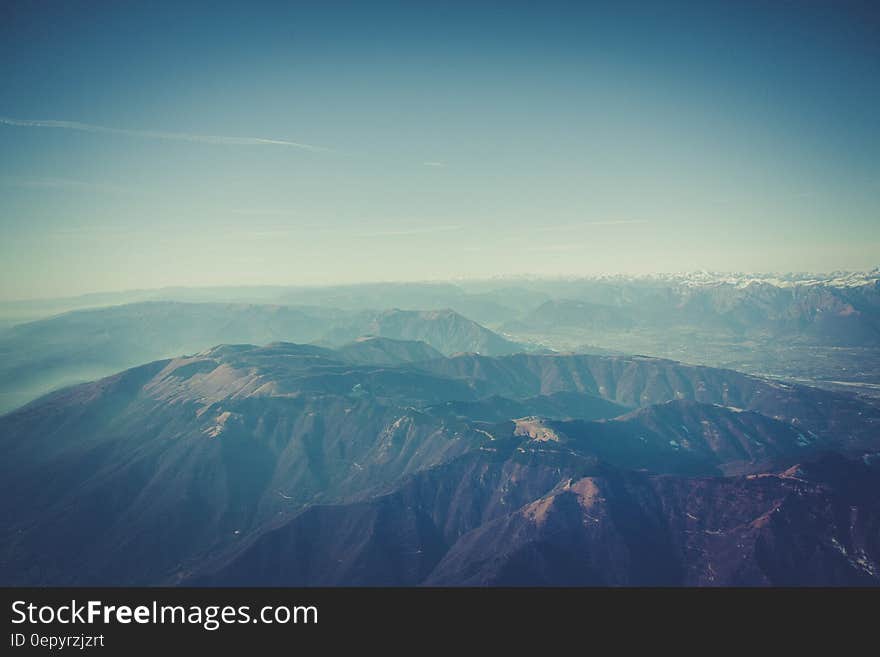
[1, 0, 878, 299]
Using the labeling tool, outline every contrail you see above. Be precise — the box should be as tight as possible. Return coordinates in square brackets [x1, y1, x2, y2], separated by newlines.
[0, 116, 331, 152]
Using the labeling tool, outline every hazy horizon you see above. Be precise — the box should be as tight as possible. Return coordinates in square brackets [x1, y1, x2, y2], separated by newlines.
[1, 265, 879, 305]
[2, 1, 878, 301]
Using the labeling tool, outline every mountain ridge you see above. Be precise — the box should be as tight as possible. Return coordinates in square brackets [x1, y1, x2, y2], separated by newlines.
[2, 339, 878, 585]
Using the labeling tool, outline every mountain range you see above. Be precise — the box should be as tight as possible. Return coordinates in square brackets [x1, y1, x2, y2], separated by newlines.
[0, 303, 523, 413]
[2, 270, 878, 416]
[2, 340, 878, 585]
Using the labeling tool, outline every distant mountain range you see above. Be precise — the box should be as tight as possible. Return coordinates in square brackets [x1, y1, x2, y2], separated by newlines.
[0, 303, 524, 413]
[3, 268, 878, 337]
[3, 268, 880, 414]
[1, 270, 878, 413]
[2, 341, 878, 585]
[502, 274, 880, 345]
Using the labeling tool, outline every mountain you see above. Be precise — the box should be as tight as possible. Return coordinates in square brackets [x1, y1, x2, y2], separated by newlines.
[0, 281, 545, 329]
[1, 341, 878, 585]
[3, 269, 878, 346]
[428, 391, 627, 424]
[280, 283, 533, 326]
[0, 301, 338, 413]
[336, 336, 444, 365]
[413, 353, 877, 440]
[545, 399, 831, 476]
[3, 270, 878, 402]
[425, 453, 880, 586]
[0, 303, 519, 414]
[500, 273, 880, 347]
[203, 445, 880, 587]
[0, 343, 485, 585]
[321, 308, 523, 356]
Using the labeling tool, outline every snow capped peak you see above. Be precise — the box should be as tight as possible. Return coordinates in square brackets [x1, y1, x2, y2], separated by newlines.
[490, 267, 880, 290]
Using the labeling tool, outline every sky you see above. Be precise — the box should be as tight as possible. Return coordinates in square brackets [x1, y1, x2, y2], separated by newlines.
[1, 0, 878, 300]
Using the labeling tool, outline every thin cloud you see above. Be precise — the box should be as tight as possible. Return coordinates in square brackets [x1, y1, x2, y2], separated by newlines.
[358, 224, 461, 238]
[228, 209, 298, 217]
[422, 161, 445, 167]
[536, 220, 648, 232]
[46, 224, 151, 238]
[528, 243, 589, 253]
[236, 225, 327, 238]
[0, 116, 331, 153]
[45, 224, 329, 240]
[1, 176, 132, 194]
